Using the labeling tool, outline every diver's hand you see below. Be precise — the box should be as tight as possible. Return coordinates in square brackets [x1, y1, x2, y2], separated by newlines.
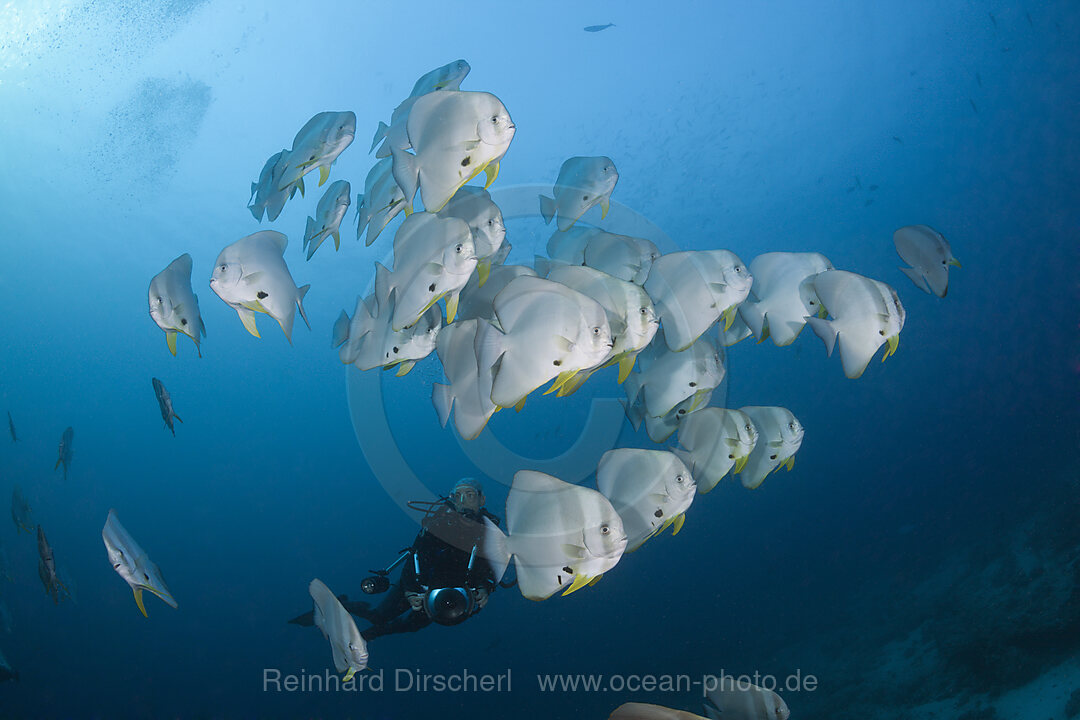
[473, 587, 490, 609]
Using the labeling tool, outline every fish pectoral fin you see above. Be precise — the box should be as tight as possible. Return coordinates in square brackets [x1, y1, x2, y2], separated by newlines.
[783, 456, 795, 471]
[173, 413, 183, 424]
[513, 396, 527, 412]
[561, 544, 587, 560]
[949, 257, 962, 268]
[562, 572, 593, 596]
[319, 164, 330, 186]
[477, 259, 491, 287]
[395, 360, 416, 377]
[616, 354, 637, 383]
[588, 574, 603, 587]
[343, 668, 357, 682]
[733, 454, 749, 474]
[241, 271, 265, 285]
[133, 588, 148, 618]
[600, 197, 610, 219]
[166, 331, 178, 356]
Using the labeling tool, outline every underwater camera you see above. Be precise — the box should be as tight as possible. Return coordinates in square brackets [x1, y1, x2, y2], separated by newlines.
[360, 574, 391, 594]
[423, 587, 474, 626]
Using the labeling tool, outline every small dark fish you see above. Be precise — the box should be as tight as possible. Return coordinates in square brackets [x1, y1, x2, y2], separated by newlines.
[969, 98, 979, 113]
[976, 72, 982, 87]
[54, 427, 73, 481]
[892, 136, 904, 144]
[152, 378, 183, 437]
[37, 526, 67, 605]
[988, 12, 997, 27]
[583, 23, 615, 32]
[869, 184, 879, 191]
[7, 411, 15, 443]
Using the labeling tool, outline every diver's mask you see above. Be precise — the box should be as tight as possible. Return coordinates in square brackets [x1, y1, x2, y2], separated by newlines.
[420, 587, 476, 626]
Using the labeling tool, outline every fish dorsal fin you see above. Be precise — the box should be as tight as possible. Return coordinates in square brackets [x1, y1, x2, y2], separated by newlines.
[170, 253, 193, 279]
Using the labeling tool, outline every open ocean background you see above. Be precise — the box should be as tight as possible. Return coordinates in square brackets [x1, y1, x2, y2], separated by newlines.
[0, 1, 1077, 718]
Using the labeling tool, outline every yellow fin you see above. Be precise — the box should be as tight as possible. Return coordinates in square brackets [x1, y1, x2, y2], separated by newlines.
[446, 293, 459, 324]
[544, 369, 578, 395]
[949, 258, 962, 268]
[318, 164, 330, 186]
[403, 205, 413, 217]
[734, 454, 749, 474]
[689, 388, 709, 412]
[672, 513, 686, 535]
[722, 305, 737, 332]
[562, 572, 593, 596]
[883, 334, 899, 361]
[514, 396, 527, 412]
[133, 588, 148, 618]
[783, 455, 795, 471]
[419, 291, 447, 316]
[395, 360, 416, 377]
[238, 310, 260, 338]
[484, 161, 500, 188]
[617, 354, 636, 383]
[477, 259, 491, 287]
[343, 668, 357, 682]
[166, 331, 178, 356]
[588, 574, 603, 587]
[332, 231, 340, 250]
[600, 197, 610, 219]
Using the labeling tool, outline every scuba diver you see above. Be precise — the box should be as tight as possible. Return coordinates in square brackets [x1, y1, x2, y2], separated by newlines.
[289, 478, 509, 641]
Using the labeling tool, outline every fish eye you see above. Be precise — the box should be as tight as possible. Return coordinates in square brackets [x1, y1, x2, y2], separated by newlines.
[592, 327, 600, 335]
[675, 475, 685, 484]
[490, 116, 498, 123]
[789, 422, 795, 430]
[455, 244, 463, 253]
[599, 524, 610, 535]
[745, 424, 751, 431]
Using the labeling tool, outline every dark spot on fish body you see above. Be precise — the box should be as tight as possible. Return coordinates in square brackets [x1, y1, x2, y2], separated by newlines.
[770, 454, 778, 460]
[428, 283, 436, 292]
[562, 566, 573, 574]
[461, 156, 471, 167]
[392, 346, 399, 353]
[553, 360, 561, 366]
[180, 318, 188, 325]
[257, 291, 268, 299]
[654, 509, 663, 518]
[728, 454, 735, 459]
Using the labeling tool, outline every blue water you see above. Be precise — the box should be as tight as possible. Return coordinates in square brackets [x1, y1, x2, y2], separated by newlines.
[1, 1, 1078, 718]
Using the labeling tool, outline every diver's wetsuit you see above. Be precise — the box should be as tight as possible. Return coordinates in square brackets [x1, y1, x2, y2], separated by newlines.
[353, 502, 500, 641]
